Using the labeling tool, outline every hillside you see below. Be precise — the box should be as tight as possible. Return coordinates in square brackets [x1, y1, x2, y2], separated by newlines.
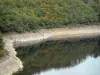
[0, 0, 100, 32]
[0, 1, 100, 75]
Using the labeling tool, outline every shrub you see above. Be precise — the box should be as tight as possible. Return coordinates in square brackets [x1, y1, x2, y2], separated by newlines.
[0, 32, 6, 57]
[0, 0, 99, 33]
[0, 49, 6, 57]
[0, 33, 3, 48]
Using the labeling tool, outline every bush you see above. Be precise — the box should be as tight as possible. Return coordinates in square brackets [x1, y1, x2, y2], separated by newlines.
[0, 32, 6, 57]
[0, 0, 99, 33]
[0, 33, 3, 48]
[82, 0, 100, 23]
[0, 49, 6, 57]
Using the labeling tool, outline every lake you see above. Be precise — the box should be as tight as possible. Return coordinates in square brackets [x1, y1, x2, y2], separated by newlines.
[14, 38, 100, 75]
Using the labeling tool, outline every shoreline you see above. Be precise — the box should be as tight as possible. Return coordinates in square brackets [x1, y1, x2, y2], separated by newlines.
[1, 25, 100, 75]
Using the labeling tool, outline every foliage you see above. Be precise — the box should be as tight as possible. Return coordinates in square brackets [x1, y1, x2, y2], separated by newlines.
[0, 49, 6, 57]
[0, 32, 5, 57]
[0, 0, 100, 32]
[0, 33, 3, 48]
[82, 0, 100, 22]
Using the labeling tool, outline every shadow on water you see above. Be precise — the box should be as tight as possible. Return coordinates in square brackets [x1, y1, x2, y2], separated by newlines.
[14, 38, 100, 75]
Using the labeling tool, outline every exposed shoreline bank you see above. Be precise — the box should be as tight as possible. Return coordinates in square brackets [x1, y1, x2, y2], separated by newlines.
[1, 25, 100, 75]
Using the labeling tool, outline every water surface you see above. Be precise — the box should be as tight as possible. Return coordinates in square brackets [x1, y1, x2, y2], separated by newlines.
[15, 39, 100, 75]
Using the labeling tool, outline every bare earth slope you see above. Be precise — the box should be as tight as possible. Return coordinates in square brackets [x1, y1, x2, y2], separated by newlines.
[0, 25, 100, 75]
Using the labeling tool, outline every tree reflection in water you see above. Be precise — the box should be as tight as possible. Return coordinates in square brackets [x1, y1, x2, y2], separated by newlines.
[14, 38, 100, 75]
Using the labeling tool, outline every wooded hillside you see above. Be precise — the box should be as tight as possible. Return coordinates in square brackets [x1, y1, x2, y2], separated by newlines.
[0, 0, 100, 32]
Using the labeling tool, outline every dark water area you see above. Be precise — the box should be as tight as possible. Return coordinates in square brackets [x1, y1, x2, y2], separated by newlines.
[14, 38, 100, 75]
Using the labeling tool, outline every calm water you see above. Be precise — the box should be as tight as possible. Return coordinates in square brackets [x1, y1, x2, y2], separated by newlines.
[15, 38, 100, 75]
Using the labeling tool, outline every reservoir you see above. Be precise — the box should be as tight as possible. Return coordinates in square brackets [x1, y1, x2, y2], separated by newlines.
[14, 38, 100, 75]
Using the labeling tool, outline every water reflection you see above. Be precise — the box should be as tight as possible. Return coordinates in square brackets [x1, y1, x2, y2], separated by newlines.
[37, 56, 100, 75]
[15, 38, 100, 75]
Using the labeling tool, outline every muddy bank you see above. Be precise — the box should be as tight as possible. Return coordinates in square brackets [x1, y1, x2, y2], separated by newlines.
[0, 25, 100, 75]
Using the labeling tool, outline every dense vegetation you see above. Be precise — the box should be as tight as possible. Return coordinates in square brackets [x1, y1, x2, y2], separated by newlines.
[0, 33, 6, 57]
[14, 39, 100, 75]
[0, 0, 100, 32]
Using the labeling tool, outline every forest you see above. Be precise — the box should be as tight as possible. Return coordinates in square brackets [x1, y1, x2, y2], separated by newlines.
[0, 0, 100, 33]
